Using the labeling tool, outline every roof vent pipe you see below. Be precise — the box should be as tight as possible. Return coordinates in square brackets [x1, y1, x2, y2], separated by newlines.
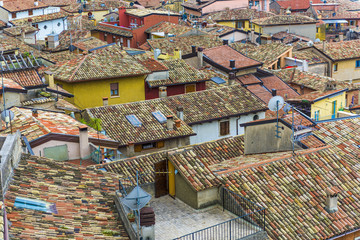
[191, 45, 196, 53]
[272, 89, 277, 96]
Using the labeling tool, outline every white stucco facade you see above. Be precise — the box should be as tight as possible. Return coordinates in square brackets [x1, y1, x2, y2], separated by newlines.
[32, 140, 81, 160]
[189, 111, 266, 145]
[35, 18, 67, 40]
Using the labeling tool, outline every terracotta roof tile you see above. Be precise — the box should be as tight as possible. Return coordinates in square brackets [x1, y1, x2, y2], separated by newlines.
[94, 24, 133, 38]
[292, 48, 328, 65]
[139, 57, 168, 72]
[3, 25, 38, 36]
[1, 69, 43, 88]
[0, 78, 25, 91]
[72, 37, 108, 52]
[45, 30, 91, 52]
[62, 0, 128, 13]
[145, 21, 193, 36]
[287, 89, 345, 102]
[252, 14, 317, 26]
[10, 11, 68, 25]
[276, 0, 322, 10]
[314, 40, 360, 61]
[1, 0, 48, 12]
[203, 45, 262, 70]
[126, 9, 180, 17]
[6, 155, 129, 239]
[2, 107, 113, 142]
[206, 8, 274, 21]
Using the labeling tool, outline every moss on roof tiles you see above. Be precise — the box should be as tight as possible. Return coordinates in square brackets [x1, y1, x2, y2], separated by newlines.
[252, 14, 317, 26]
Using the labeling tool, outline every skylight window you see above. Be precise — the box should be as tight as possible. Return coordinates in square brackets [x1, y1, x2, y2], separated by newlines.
[14, 197, 58, 214]
[126, 115, 142, 127]
[152, 111, 167, 124]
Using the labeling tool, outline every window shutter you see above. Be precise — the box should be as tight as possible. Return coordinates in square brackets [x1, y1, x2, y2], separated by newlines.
[110, 83, 118, 90]
[134, 144, 142, 152]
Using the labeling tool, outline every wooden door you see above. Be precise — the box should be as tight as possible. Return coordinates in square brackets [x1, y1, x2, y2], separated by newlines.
[154, 160, 168, 198]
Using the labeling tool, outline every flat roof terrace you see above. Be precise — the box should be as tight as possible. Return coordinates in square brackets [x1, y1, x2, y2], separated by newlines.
[150, 195, 261, 240]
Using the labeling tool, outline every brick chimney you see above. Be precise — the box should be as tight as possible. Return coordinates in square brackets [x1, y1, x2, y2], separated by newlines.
[159, 86, 167, 98]
[127, 141, 135, 157]
[79, 125, 90, 159]
[325, 186, 340, 213]
[118, 6, 127, 27]
[167, 115, 174, 130]
[175, 119, 181, 128]
[103, 97, 109, 106]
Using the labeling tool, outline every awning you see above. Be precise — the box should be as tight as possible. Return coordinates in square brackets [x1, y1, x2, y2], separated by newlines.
[322, 20, 348, 24]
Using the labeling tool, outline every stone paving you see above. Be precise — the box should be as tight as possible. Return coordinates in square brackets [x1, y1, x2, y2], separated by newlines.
[150, 195, 259, 240]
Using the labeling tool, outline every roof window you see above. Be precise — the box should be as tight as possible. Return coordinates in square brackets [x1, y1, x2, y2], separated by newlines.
[14, 197, 58, 214]
[152, 111, 167, 124]
[126, 115, 142, 127]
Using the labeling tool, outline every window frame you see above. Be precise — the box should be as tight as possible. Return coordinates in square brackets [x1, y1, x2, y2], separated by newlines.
[185, 84, 196, 93]
[29, 9, 33, 16]
[11, 12, 17, 19]
[219, 120, 230, 136]
[110, 82, 119, 97]
[333, 63, 338, 72]
[356, 60, 360, 68]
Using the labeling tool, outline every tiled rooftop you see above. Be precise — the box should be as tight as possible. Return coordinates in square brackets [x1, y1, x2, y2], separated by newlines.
[10, 11, 68, 25]
[141, 34, 223, 55]
[5, 155, 129, 239]
[287, 89, 346, 102]
[203, 45, 262, 70]
[47, 45, 150, 82]
[230, 42, 293, 67]
[0, 78, 25, 91]
[207, 8, 274, 21]
[1, 69, 44, 88]
[1, 0, 48, 12]
[292, 48, 328, 65]
[271, 31, 311, 44]
[2, 107, 112, 142]
[138, 57, 168, 73]
[41, 0, 76, 7]
[261, 75, 299, 100]
[62, 1, 128, 13]
[45, 30, 91, 52]
[201, 25, 237, 36]
[3, 25, 38, 36]
[86, 100, 195, 146]
[126, 9, 180, 17]
[67, 15, 97, 31]
[182, 0, 215, 10]
[72, 37, 108, 51]
[94, 24, 133, 38]
[276, 0, 322, 10]
[145, 21, 193, 36]
[163, 85, 267, 124]
[314, 40, 360, 61]
[252, 15, 317, 26]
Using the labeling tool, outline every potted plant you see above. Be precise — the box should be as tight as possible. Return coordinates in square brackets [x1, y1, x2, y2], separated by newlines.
[127, 212, 135, 222]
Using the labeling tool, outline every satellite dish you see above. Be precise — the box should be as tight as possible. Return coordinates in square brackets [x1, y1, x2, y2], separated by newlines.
[1, 110, 14, 123]
[268, 96, 285, 112]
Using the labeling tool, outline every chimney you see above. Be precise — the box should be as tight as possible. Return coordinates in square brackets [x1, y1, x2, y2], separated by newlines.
[44, 71, 55, 88]
[228, 72, 236, 86]
[322, 41, 326, 51]
[32, 109, 38, 118]
[0, 1, 3, 7]
[166, 115, 174, 130]
[102, 97, 108, 106]
[191, 45, 196, 54]
[251, 29, 256, 44]
[176, 106, 184, 120]
[272, 89, 277, 96]
[223, 39, 229, 45]
[325, 187, 339, 213]
[197, 47, 203, 68]
[229, 60, 235, 69]
[21, 28, 25, 40]
[159, 86, 167, 98]
[79, 125, 90, 159]
[300, 84, 305, 95]
[174, 48, 182, 59]
[174, 119, 181, 128]
[154, 48, 161, 60]
[34, 0, 39, 6]
[127, 141, 135, 157]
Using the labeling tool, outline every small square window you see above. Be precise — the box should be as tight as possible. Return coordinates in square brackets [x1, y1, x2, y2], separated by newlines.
[110, 83, 119, 96]
[220, 120, 230, 136]
[11, 12, 17, 19]
[333, 63, 338, 72]
[185, 84, 196, 93]
[356, 60, 360, 68]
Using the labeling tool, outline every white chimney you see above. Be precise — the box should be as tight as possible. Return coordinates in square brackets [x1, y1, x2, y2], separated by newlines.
[154, 48, 161, 60]
[79, 125, 90, 159]
[34, 0, 39, 6]
[325, 187, 339, 213]
[197, 47, 204, 68]
[167, 115, 174, 130]
[176, 106, 184, 121]
[103, 97, 109, 106]
[159, 86, 167, 98]
[0, 1, 3, 7]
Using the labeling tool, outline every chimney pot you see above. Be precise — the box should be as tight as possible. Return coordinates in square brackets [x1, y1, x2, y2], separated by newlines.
[102, 97, 109, 106]
[174, 119, 181, 128]
[223, 39, 229, 45]
[272, 89, 277, 96]
[229, 60, 235, 69]
[32, 109, 38, 118]
[228, 72, 236, 86]
[166, 115, 174, 130]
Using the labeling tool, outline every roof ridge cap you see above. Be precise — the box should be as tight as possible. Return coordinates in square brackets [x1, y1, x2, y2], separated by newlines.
[68, 54, 88, 81]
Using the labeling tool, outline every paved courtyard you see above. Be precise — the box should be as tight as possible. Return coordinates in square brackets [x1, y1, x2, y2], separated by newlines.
[149, 195, 259, 240]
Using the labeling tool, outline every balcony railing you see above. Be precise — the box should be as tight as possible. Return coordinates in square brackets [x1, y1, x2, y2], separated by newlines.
[175, 187, 266, 240]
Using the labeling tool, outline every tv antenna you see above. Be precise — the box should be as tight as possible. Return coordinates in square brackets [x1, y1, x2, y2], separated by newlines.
[268, 95, 284, 138]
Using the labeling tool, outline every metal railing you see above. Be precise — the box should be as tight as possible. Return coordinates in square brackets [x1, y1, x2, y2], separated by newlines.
[175, 188, 266, 240]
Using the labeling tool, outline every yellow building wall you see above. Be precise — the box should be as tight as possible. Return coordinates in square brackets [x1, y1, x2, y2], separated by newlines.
[316, 24, 326, 41]
[253, 24, 262, 34]
[311, 91, 346, 121]
[332, 59, 360, 82]
[55, 75, 146, 109]
[216, 20, 251, 31]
